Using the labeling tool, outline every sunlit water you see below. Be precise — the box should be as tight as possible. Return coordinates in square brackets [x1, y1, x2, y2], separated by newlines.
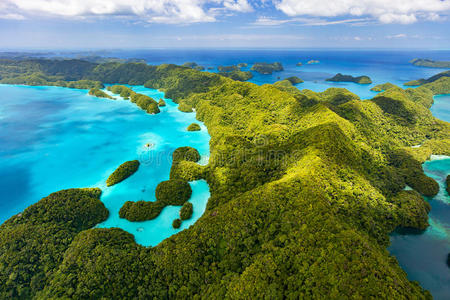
[0, 84, 210, 246]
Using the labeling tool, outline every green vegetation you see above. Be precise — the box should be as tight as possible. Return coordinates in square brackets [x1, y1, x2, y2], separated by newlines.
[237, 63, 248, 68]
[218, 65, 239, 72]
[370, 82, 398, 92]
[107, 85, 160, 114]
[180, 202, 193, 220]
[172, 218, 182, 229]
[106, 160, 140, 187]
[158, 98, 166, 106]
[173, 146, 201, 163]
[187, 123, 201, 131]
[120, 179, 192, 222]
[326, 73, 372, 84]
[156, 179, 192, 205]
[296, 62, 303, 66]
[307, 60, 320, 64]
[88, 88, 113, 99]
[250, 62, 283, 74]
[285, 76, 303, 84]
[218, 70, 253, 81]
[178, 102, 193, 112]
[0, 188, 108, 298]
[182, 62, 198, 68]
[404, 70, 450, 86]
[218, 65, 253, 81]
[1, 58, 450, 298]
[410, 58, 450, 68]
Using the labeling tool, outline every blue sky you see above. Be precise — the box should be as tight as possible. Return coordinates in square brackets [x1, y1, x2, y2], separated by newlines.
[0, 0, 449, 49]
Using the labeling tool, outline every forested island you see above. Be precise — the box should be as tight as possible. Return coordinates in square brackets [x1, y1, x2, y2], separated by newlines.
[250, 62, 283, 74]
[410, 58, 450, 68]
[0, 58, 449, 299]
[326, 73, 372, 84]
[404, 70, 450, 87]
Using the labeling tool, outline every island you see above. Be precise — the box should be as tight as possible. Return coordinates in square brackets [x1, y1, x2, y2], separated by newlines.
[1, 57, 449, 299]
[180, 202, 193, 220]
[370, 83, 397, 92]
[285, 76, 304, 84]
[410, 58, 450, 68]
[404, 70, 450, 87]
[172, 218, 182, 229]
[326, 73, 372, 84]
[187, 123, 201, 131]
[307, 60, 320, 64]
[88, 88, 114, 99]
[158, 98, 166, 107]
[107, 85, 160, 114]
[106, 160, 140, 187]
[296, 62, 303, 66]
[250, 62, 284, 74]
[119, 179, 192, 222]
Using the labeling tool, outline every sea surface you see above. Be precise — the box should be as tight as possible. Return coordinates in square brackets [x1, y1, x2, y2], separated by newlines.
[0, 50, 449, 297]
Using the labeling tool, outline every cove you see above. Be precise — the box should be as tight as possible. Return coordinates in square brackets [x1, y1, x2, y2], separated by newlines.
[388, 94, 450, 300]
[0, 84, 211, 247]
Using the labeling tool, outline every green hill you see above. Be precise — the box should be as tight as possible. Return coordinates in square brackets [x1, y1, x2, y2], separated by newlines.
[0, 59, 449, 298]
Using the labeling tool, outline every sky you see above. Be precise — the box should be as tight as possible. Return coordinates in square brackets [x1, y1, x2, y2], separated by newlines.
[0, 0, 449, 49]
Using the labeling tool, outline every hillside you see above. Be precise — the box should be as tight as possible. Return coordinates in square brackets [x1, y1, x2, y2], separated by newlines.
[0, 59, 449, 298]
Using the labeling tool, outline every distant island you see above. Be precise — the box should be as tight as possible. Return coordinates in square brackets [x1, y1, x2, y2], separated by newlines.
[296, 62, 302, 67]
[250, 62, 283, 74]
[410, 58, 450, 68]
[307, 60, 320, 64]
[404, 70, 450, 87]
[326, 73, 372, 84]
[218, 64, 253, 81]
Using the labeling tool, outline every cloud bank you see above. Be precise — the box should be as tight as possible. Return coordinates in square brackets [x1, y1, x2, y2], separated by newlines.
[2, 0, 450, 24]
[275, 0, 450, 24]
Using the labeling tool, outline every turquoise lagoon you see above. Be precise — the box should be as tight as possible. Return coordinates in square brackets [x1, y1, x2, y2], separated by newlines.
[0, 84, 210, 246]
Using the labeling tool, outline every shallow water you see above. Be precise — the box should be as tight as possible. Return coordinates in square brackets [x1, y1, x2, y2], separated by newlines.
[0, 84, 210, 246]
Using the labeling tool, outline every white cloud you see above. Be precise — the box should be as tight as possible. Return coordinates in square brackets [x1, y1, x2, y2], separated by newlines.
[251, 16, 370, 26]
[274, 0, 450, 24]
[386, 33, 407, 39]
[2, 0, 253, 23]
[0, 13, 26, 20]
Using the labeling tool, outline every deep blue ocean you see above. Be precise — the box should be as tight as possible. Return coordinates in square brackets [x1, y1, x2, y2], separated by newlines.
[0, 49, 449, 298]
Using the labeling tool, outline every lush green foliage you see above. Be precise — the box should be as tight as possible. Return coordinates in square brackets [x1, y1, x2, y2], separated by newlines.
[172, 218, 182, 229]
[1, 58, 450, 298]
[285, 76, 303, 84]
[180, 202, 194, 220]
[178, 102, 193, 112]
[250, 62, 283, 74]
[106, 160, 140, 187]
[370, 82, 398, 92]
[107, 85, 160, 114]
[218, 65, 239, 72]
[218, 70, 253, 81]
[120, 179, 192, 221]
[158, 98, 166, 106]
[88, 88, 113, 99]
[326, 73, 372, 84]
[187, 123, 201, 131]
[173, 146, 201, 162]
[410, 58, 450, 68]
[0, 188, 108, 298]
[155, 179, 192, 206]
[404, 70, 450, 86]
